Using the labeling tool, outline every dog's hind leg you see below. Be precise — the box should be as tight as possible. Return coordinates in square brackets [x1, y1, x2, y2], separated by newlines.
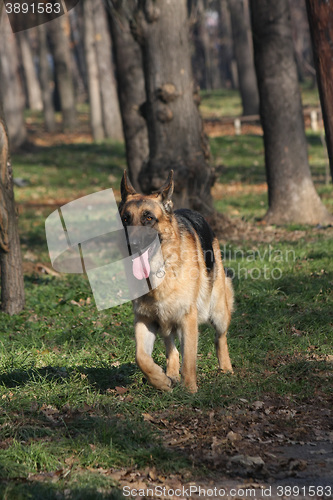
[210, 276, 234, 374]
[214, 324, 233, 374]
[180, 308, 199, 393]
[135, 317, 172, 391]
[164, 333, 180, 385]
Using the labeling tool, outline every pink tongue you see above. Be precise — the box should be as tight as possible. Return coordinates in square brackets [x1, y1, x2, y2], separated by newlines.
[132, 249, 150, 280]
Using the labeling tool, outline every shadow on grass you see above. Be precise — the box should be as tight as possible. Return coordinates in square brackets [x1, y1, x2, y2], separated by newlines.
[20, 226, 49, 254]
[0, 363, 136, 393]
[82, 364, 137, 391]
[218, 164, 266, 184]
[307, 133, 322, 147]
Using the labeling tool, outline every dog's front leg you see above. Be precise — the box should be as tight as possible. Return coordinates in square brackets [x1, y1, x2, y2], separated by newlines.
[135, 317, 172, 391]
[164, 333, 180, 385]
[180, 308, 198, 393]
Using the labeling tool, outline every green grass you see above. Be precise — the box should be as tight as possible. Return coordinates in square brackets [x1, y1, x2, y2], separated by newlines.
[14, 141, 125, 205]
[200, 89, 243, 117]
[0, 236, 332, 497]
[200, 81, 322, 118]
[1, 91, 332, 497]
[209, 131, 331, 220]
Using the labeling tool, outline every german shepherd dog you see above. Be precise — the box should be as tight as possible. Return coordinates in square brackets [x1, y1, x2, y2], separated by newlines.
[119, 170, 233, 392]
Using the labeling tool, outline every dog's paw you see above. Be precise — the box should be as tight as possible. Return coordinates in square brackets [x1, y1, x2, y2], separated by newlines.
[182, 379, 198, 393]
[218, 367, 234, 375]
[160, 377, 173, 392]
[167, 374, 180, 387]
[186, 383, 198, 393]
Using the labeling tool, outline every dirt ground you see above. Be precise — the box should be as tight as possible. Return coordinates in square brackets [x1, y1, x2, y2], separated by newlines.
[106, 394, 332, 499]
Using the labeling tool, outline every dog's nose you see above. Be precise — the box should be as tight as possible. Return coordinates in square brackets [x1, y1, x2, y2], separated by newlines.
[130, 238, 141, 254]
[127, 229, 143, 255]
[126, 227, 156, 256]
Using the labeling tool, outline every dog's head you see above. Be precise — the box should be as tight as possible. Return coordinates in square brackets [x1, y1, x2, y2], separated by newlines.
[119, 170, 174, 220]
[119, 170, 174, 280]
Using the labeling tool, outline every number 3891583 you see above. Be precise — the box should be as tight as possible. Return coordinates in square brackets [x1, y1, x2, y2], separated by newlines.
[5, 3, 61, 15]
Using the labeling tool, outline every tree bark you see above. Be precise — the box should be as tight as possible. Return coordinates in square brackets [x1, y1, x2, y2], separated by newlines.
[69, 7, 88, 97]
[191, 0, 213, 90]
[0, 5, 25, 315]
[93, 0, 123, 141]
[106, 0, 148, 191]
[0, 15, 27, 150]
[48, 15, 77, 131]
[228, 0, 259, 115]
[83, 0, 105, 141]
[250, 0, 332, 225]
[37, 23, 56, 132]
[18, 30, 43, 111]
[305, 0, 333, 183]
[217, 0, 235, 89]
[134, 0, 214, 214]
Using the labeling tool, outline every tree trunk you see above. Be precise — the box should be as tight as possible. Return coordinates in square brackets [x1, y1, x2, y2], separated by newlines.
[0, 15, 27, 150]
[106, 0, 148, 191]
[37, 23, 56, 132]
[228, 0, 259, 115]
[134, 0, 214, 214]
[0, 5, 25, 315]
[48, 16, 77, 131]
[191, 0, 213, 90]
[69, 8, 88, 97]
[68, 31, 86, 104]
[305, 0, 333, 183]
[18, 30, 43, 111]
[250, 0, 332, 225]
[83, 0, 105, 141]
[93, 0, 123, 141]
[217, 0, 235, 89]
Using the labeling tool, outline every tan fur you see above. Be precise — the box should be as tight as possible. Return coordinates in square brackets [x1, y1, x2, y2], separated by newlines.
[120, 172, 233, 392]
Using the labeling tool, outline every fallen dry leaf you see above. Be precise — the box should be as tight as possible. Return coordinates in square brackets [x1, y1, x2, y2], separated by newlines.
[142, 413, 157, 423]
[115, 386, 128, 395]
[229, 454, 265, 469]
[227, 430, 241, 442]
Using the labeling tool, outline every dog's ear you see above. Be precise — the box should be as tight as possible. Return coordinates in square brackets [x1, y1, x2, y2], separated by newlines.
[121, 170, 137, 201]
[158, 170, 174, 213]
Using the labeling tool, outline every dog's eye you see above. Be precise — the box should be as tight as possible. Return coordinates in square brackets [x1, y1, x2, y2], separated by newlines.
[141, 212, 155, 225]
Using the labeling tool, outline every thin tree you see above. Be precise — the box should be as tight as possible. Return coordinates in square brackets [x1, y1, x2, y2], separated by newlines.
[250, 0, 332, 225]
[217, 0, 235, 89]
[37, 22, 56, 133]
[69, 8, 88, 96]
[227, 0, 259, 115]
[134, 0, 214, 214]
[48, 15, 77, 131]
[92, 0, 123, 141]
[17, 30, 43, 111]
[305, 0, 333, 183]
[0, 4, 25, 314]
[191, 0, 214, 90]
[106, 0, 148, 191]
[83, 0, 104, 141]
[0, 14, 27, 149]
